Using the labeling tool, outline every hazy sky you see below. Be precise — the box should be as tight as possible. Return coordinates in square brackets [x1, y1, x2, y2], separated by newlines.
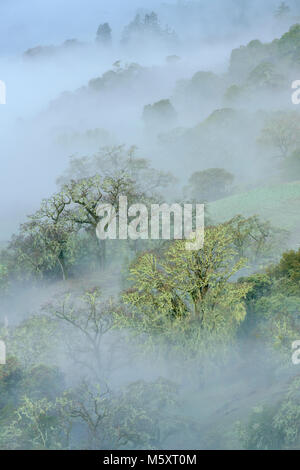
[1, 0, 299, 55]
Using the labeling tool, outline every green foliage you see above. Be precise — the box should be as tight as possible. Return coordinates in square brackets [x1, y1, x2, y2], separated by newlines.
[88, 63, 144, 91]
[0, 264, 8, 293]
[0, 360, 66, 449]
[143, 99, 177, 130]
[229, 39, 270, 79]
[238, 405, 284, 450]
[240, 249, 300, 352]
[246, 61, 284, 89]
[4, 21, 300, 450]
[239, 377, 300, 450]
[226, 215, 288, 266]
[0, 357, 23, 409]
[3, 146, 174, 278]
[230, 24, 300, 80]
[121, 12, 177, 47]
[96, 23, 112, 46]
[277, 24, 300, 61]
[224, 84, 243, 104]
[185, 168, 234, 202]
[271, 248, 300, 293]
[2, 395, 72, 450]
[122, 223, 250, 357]
[247, 291, 300, 351]
[3, 193, 77, 280]
[258, 111, 300, 158]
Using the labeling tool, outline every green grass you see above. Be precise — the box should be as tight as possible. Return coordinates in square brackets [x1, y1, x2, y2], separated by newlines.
[208, 181, 300, 232]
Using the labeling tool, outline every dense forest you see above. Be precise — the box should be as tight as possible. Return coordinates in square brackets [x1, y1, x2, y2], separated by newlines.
[1, 0, 300, 450]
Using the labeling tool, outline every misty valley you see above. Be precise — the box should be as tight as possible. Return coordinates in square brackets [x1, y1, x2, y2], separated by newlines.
[0, 0, 300, 453]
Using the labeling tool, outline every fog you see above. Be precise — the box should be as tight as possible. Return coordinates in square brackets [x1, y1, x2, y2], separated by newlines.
[0, 0, 299, 240]
[1, 0, 299, 238]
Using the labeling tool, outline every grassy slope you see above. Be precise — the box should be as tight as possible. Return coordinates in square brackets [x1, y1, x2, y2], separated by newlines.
[208, 181, 300, 233]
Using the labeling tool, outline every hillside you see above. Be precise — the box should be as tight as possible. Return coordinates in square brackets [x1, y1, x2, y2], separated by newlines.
[209, 181, 300, 235]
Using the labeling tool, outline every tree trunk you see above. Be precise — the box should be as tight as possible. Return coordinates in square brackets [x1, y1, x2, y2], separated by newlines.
[95, 236, 106, 271]
[58, 253, 67, 281]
